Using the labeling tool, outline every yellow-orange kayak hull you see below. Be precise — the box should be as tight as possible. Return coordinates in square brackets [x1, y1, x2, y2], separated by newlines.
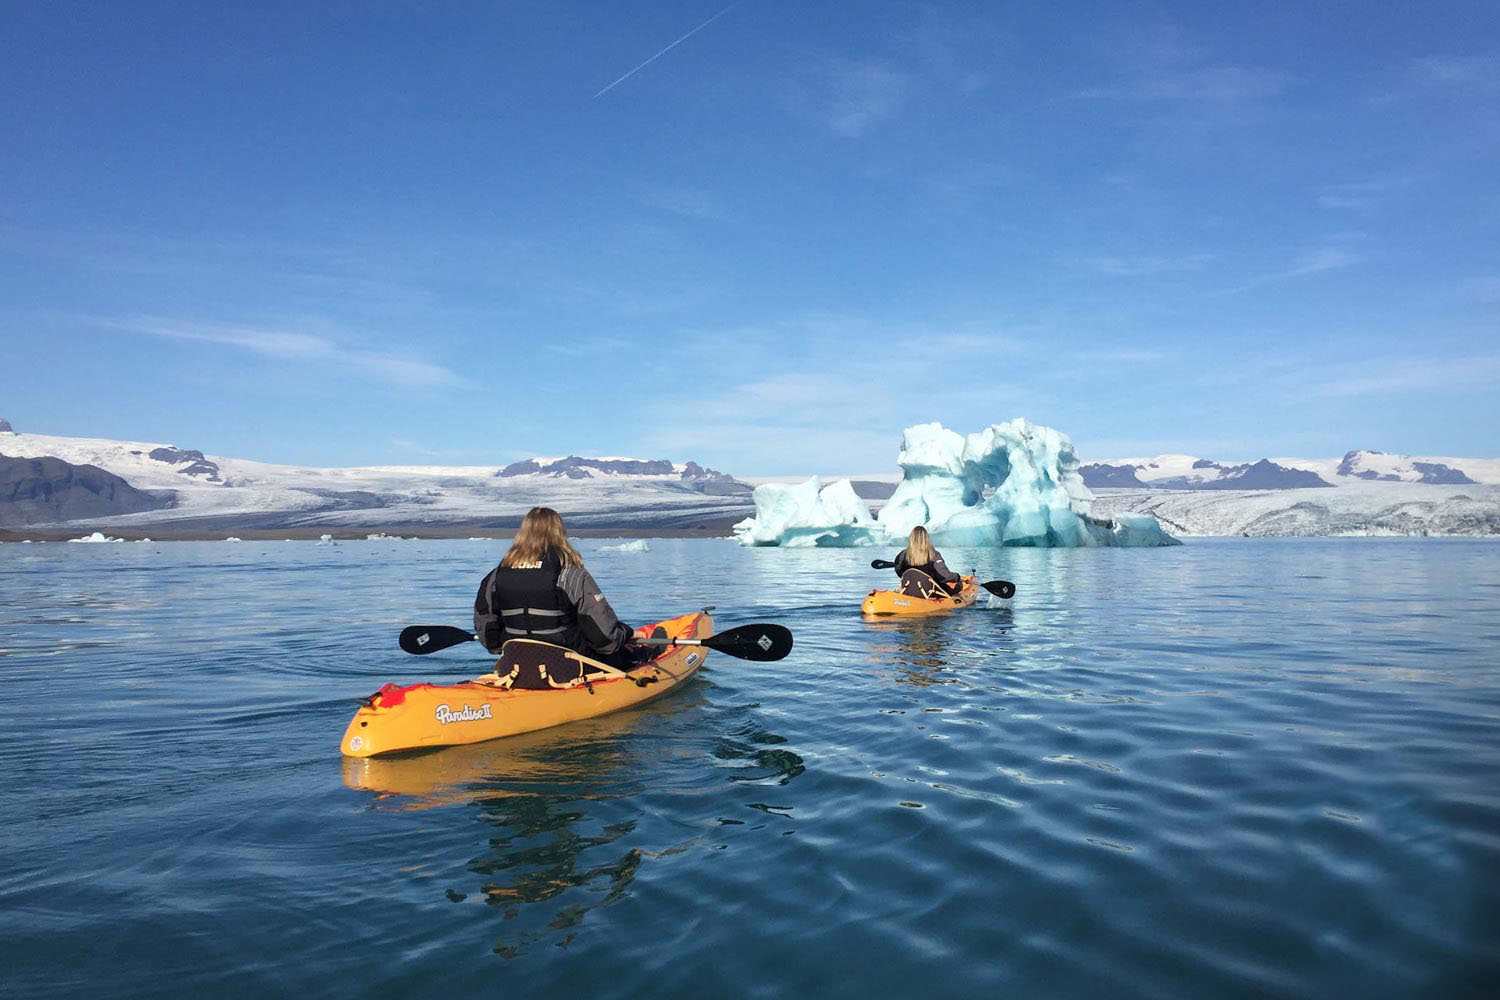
[860, 576, 979, 617]
[340, 611, 712, 757]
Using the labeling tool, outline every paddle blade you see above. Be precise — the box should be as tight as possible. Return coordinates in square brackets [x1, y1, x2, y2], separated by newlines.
[981, 580, 1016, 599]
[869, 559, 895, 569]
[705, 623, 794, 662]
[399, 625, 477, 655]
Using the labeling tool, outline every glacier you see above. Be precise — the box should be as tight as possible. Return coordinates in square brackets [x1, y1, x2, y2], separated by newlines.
[733, 420, 1180, 548]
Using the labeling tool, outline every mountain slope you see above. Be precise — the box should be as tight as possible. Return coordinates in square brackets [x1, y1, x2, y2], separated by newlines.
[0, 454, 172, 527]
[0, 430, 754, 531]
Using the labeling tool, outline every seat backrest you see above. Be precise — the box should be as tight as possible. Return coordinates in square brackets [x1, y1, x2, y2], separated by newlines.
[494, 639, 603, 690]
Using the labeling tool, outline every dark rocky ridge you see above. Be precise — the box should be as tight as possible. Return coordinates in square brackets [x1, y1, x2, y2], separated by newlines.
[149, 446, 222, 481]
[1172, 460, 1332, 490]
[680, 461, 753, 495]
[850, 480, 899, 500]
[498, 455, 752, 495]
[0, 454, 173, 527]
[1078, 464, 1149, 488]
[1337, 450, 1475, 485]
[1410, 462, 1475, 485]
[1082, 459, 1331, 490]
[499, 456, 677, 478]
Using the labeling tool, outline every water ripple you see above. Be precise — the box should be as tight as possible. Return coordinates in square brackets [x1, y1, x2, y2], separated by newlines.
[2, 538, 1498, 997]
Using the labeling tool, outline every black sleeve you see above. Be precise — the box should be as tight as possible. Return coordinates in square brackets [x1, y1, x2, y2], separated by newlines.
[929, 552, 960, 586]
[558, 563, 633, 655]
[893, 550, 909, 577]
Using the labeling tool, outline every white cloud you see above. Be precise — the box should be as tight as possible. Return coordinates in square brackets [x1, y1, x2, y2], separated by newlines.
[1078, 64, 1292, 102]
[1315, 177, 1413, 213]
[1464, 276, 1500, 304]
[1286, 247, 1361, 276]
[107, 318, 463, 388]
[1063, 253, 1215, 276]
[640, 186, 728, 221]
[1412, 54, 1500, 88]
[793, 58, 911, 137]
[1308, 355, 1500, 398]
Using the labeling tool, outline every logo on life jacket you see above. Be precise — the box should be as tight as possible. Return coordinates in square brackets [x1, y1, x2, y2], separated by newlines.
[434, 703, 494, 724]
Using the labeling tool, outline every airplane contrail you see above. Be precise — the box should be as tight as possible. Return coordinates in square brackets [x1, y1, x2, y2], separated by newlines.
[592, 2, 740, 99]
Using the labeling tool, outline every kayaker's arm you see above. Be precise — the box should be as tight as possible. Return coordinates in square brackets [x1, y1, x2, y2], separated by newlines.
[472, 567, 504, 653]
[558, 564, 633, 655]
[929, 553, 962, 590]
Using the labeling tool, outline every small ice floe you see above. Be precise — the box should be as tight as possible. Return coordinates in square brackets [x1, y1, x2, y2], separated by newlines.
[136, 538, 152, 543]
[225, 536, 243, 543]
[365, 532, 407, 541]
[20, 539, 32, 544]
[599, 539, 650, 553]
[68, 532, 124, 543]
[316, 533, 334, 545]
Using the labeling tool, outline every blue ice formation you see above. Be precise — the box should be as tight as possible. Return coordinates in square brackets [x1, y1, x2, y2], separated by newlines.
[733, 419, 1180, 547]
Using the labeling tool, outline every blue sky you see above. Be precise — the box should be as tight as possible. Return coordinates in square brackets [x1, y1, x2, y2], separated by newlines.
[2, 0, 1496, 474]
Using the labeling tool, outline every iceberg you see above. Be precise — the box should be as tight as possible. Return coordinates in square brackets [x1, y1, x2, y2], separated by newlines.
[68, 531, 125, 543]
[735, 419, 1179, 548]
[733, 477, 879, 547]
[599, 539, 650, 553]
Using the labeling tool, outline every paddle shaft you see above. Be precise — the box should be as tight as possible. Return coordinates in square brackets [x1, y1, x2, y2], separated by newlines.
[399, 621, 793, 662]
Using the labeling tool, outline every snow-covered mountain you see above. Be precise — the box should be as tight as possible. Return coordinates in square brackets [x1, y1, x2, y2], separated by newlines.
[1078, 448, 1500, 536]
[497, 455, 751, 494]
[4, 419, 1498, 538]
[1082, 450, 1500, 489]
[1333, 450, 1484, 485]
[1081, 456, 1332, 489]
[0, 424, 753, 533]
[1091, 482, 1500, 537]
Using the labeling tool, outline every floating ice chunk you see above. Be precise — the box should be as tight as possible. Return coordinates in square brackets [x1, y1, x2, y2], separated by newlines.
[599, 539, 650, 553]
[733, 477, 879, 547]
[316, 533, 334, 545]
[68, 531, 124, 543]
[735, 419, 1178, 547]
[225, 536, 243, 543]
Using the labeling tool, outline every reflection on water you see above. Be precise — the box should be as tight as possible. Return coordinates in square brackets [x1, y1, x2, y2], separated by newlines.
[864, 608, 1015, 687]
[342, 710, 655, 807]
[343, 686, 805, 958]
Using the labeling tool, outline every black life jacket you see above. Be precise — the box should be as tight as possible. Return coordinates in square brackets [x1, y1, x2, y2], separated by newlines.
[476, 549, 582, 653]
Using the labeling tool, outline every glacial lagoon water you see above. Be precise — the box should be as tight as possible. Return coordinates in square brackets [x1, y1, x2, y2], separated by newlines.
[2, 537, 1497, 998]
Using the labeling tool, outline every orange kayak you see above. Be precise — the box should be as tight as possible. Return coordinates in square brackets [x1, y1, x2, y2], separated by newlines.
[340, 611, 711, 757]
[860, 576, 979, 617]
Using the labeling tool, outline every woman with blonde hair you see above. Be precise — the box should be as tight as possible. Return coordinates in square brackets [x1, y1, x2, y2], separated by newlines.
[891, 525, 962, 599]
[473, 507, 640, 665]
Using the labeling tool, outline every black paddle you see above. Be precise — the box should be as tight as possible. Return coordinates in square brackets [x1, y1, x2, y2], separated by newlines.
[398, 622, 794, 662]
[869, 559, 1017, 599]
